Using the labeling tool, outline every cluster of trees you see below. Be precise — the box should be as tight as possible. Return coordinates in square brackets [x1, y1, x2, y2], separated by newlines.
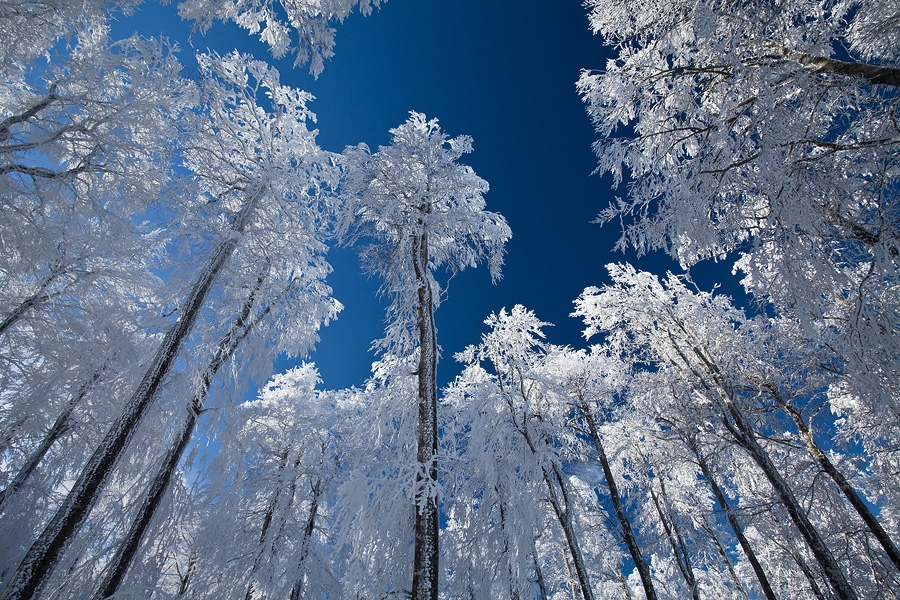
[0, 0, 897, 599]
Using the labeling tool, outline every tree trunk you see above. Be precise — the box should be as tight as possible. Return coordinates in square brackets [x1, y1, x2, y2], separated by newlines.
[648, 474, 697, 600]
[0, 272, 62, 338]
[0, 186, 263, 600]
[544, 462, 594, 600]
[779, 400, 900, 572]
[776, 46, 900, 88]
[0, 364, 106, 514]
[411, 229, 439, 600]
[691, 441, 779, 600]
[684, 342, 858, 600]
[288, 477, 323, 600]
[701, 519, 750, 600]
[579, 401, 657, 600]
[720, 406, 858, 600]
[243, 448, 294, 600]
[93, 269, 269, 600]
[495, 366, 595, 600]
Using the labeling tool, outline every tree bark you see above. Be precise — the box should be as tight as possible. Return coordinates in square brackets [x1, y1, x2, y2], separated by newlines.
[288, 478, 323, 600]
[680, 340, 858, 600]
[0, 364, 106, 514]
[411, 228, 439, 600]
[691, 441, 779, 600]
[778, 399, 900, 572]
[0, 185, 264, 600]
[781, 48, 900, 88]
[579, 401, 657, 600]
[497, 375, 594, 600]
[648, 474, 697, 600]
[93, 268, 269, 600]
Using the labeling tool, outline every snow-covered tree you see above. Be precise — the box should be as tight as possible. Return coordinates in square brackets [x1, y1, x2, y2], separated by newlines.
[337, 112, 510, 600]
[176, 0, 386, 76]
[0, 50, 338, 600]
[574, 264, 900, 600]
[578, 0, 900, 446]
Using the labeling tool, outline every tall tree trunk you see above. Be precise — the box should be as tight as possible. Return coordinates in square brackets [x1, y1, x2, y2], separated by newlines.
[690, 440, 779, 600]
[411, 228, 439, 600]
[243, 448, 294, 600]
[777, 397, 900, 572]
[93, 268, 270, 600]
[0, 364, 106, 513]
[0, 186, 263, 600]
[531, 538, 549, 600]
[790, 545, 829, 600]
[0, 275, 61, 338]
[701, 519, 750, 600]
[579, 401, 657, 600]
[543, 462, 594, 600]
[680, 340, 858, 600]
[648, 473, 697, 600]
[288, 477, 323, 600]
[719, 404, 858, 600]
[495, 372, 594, 600]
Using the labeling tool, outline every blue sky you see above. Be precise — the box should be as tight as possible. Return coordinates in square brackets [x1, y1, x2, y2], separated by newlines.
[114, 1, 694, 391]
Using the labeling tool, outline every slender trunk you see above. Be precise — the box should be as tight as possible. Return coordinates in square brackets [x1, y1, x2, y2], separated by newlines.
[93, 269, 269, 600]
[701, 519, 750, 600]
[0, 414, 28, 457]
[495, 366, 594, 600]
[720, 409, 857, 600]
[617, 564, 634, 600]
[244, 448, 293, 600]
[790, 546, 829, 600]
[780, 401, 900, 572]
[0, 283, 58, 338]
[0, 364, 106, 513]
[531, 538, 549, 600]
[648, 475, 697, 600]
[0, 186, 263, 600]
[177, 552, 197, 597]
[411, 228, 439, 600]
[684, 342, 858, 600]
[544, 461, 594, 600]
[288, 478, 323, 600]
[579, 401, 657, 600]
[691, 441, 779, 600]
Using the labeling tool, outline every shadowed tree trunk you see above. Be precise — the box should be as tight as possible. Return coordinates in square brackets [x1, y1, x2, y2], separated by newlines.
[0, 364, 106, 513]
[0, 186, 263, 600]
[578, 397, 657, 600]
[690, 439, 779, 600]
[93, 268, 269, 600]
[771, 389, 900, 573]
[672, 336, 858, 600]
[411, 226, 439, 600]
[648, 471, 697, 600]
[288, 477, 323, 600]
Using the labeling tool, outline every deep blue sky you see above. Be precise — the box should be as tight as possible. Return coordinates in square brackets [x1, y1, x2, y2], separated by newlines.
[115, 1, 695, 391]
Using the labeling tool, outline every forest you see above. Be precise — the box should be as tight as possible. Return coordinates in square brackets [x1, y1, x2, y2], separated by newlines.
[0, 0, 898, 599]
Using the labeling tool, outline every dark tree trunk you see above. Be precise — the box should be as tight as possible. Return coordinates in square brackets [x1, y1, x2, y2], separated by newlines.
[94, 269, 269, 600]
[0, 364, 105, 513]
[496, 374, 594, 600]
[411, 229, 439, 600]
[288, 478, 323, 600]
[679, 339, 858, 600]
[0, 186, 263, 600]
[648, 473, 697, 600]
[579, 402, 657, 600]
[779, 400, 900, 572]
[691, 441, 779, 600]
